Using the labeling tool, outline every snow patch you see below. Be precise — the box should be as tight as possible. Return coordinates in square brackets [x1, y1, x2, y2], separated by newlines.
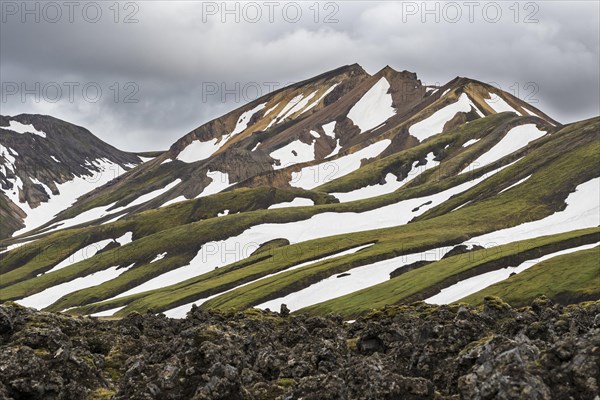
[91, 306, 126, 317]
[276, 95, 304, 120]
[485, 93, 521, 115]
[176, 138, 221, 163]
[280, 92, 317, 120]
[5, 121, 47, 138]
[460, 124, 545, 173]
[117, 163, 510, 299]
[150, 252, 167, 263]
[409, 93, 475, 142]
[499, 175, 532, 194]
[425, 242, 599, 305]
[347, 77, 395, 133]
[10, 159, 127, 236]
[163, 243, 373, 318]
[264, 102, 279, 116]
[258, 246, 451, 312]
[120, 179, 182, 209]
[290, 140, 391, 189]
[196, 170, 234, 198]
[160, 195, 188, 208]
[333, 152, 440, 202]
[466, 177, 600, 248]
[268, 198, 315, 209]
[16, 264, 134, 309]
[231, 103, 267, 136]
[270, 140, 315, 170]
[302, 83, 339, 113]
[322, 121, 336, 138]
[462, 138, 480, 147]
[115, 231, 133, 246]
[47, 239, 115, 273]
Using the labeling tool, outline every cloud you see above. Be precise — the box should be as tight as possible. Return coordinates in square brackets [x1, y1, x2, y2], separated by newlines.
[1, 1, 598, 151]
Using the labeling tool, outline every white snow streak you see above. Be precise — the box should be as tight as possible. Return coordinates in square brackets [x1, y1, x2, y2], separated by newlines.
[347, 77, 395, 133]
[290, 140, 391, 189]
[425, 242, 599, 305]
[461, 124, 545, 173]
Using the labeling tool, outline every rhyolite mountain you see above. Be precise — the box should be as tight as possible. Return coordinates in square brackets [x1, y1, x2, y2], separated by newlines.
[0, 64, 597, 324]
[0, 114, 146, 239]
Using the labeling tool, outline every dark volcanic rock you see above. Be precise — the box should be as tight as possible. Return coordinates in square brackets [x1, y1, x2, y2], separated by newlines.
[0, 298, 598, 399]
[442, 244, 486, 259]
[389, 260, 432, 279]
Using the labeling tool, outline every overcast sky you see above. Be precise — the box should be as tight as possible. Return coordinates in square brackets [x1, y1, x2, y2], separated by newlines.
[1, 1, 598, 152]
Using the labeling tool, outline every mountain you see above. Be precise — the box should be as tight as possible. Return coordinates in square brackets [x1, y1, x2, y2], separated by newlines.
[0, 64, 597, 321]
[0, 114, 146, 239]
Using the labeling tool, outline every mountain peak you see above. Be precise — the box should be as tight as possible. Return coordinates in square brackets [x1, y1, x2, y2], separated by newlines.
[0, 114, 143, 238]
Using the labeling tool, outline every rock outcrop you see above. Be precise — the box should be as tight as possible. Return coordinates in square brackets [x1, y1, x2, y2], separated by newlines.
[0, 297, 598, 399]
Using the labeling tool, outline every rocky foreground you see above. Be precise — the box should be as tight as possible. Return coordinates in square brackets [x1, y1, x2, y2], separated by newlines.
[0, 297, 598, 400]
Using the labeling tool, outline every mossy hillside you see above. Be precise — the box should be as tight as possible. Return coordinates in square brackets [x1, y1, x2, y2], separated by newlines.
[6, 129, 598, 312]
[7, 184, 338, 244]
[2, 117, 598, 315]
[64, 236, 378, 315]
[122, 186, 338, 238]
[0, 223, 133, 288]
[0, 186, 337, 276]
[299, 228, 600, 319]
[0, 148, 522, 304]
[1, 115, 555, 277]
[129, 152, 596, 314]
[316, 113, 517, 194]
[44, 250, 199, 313]
[414, 116, 600, 220]
[460, 245, 600, 306]
[156, 128, 600, 312]
[62, 144, 597, 316]
[53, 160, 183, 222]
[409, 115, 553, 190]
[251, 238, 291, 255]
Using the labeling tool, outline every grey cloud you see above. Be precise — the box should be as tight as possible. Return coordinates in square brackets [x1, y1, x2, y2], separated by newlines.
[1, 1, 598, 151]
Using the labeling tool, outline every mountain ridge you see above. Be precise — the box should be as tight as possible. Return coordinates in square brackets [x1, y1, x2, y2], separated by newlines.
[0, 113, 144, 239]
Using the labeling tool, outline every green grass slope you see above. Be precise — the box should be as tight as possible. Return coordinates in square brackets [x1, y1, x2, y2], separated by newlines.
[299, 228, 599, 319]
[0, 117, 598, 317]
[459, 245, 600, 306]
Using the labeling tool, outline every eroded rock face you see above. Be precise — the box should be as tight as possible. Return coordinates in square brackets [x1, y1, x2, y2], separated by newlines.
[0, 297, 598, 399]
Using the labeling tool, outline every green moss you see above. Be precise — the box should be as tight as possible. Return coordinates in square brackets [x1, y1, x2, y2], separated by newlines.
[86, 388, 116, 400]
[251, 239, 290, 256]
[33, 348, 50, 357]
[275, 378, 296, 388]
[459, 335, 495, 356]
[346, 338, 359, 352]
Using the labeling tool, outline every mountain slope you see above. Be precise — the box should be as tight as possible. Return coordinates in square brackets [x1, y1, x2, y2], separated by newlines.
[0, 114, 145, 239]
[1, 115, 596, 317]
[0, 64, 596, 320]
